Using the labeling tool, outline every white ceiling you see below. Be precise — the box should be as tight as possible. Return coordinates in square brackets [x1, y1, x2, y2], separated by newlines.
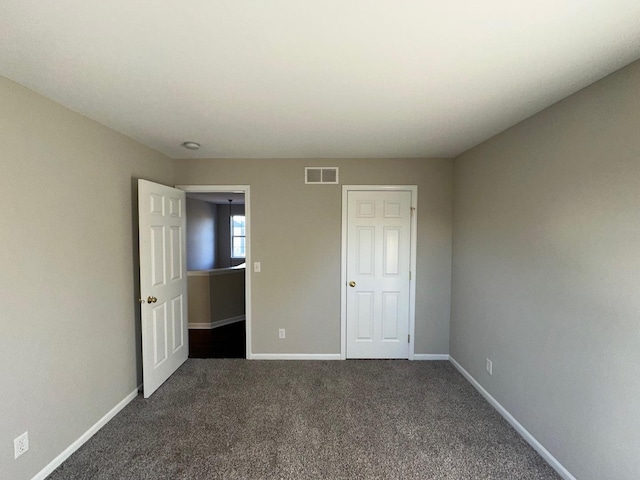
[1, 1, 639, 159]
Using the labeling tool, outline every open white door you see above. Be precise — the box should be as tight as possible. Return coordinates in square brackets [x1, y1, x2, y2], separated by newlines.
[138, 179, 188, 398]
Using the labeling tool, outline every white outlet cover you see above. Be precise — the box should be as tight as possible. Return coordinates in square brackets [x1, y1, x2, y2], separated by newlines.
[253, 262, 261, 273]
[486, 359, 493, 375]
[14, 431, 29, 459]
[279, 329, 285, 339]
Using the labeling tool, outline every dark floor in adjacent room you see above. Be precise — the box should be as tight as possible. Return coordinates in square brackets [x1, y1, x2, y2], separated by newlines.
[47, 360, 560, 480]
[188, 321, 245, 358]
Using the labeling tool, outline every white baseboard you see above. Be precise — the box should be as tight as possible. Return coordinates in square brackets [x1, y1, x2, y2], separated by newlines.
[33, 386, 140, 480]
[412, 354, 450, 360]
[211, 315, 245, 329]
[188, 314, 245, 330]
[448, 357, 575, 480]
[249, 353, 342, 360]
[247, 353, 449, 361]
[188, 322, 213, 329]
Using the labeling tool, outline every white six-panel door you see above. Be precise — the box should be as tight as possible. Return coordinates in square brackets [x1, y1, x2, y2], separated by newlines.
[345, 189, 413, 359]
[138, 179, 188, 398]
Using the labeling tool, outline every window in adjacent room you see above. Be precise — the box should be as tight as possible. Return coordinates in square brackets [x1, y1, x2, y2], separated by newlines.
[231, 215, 246, 258]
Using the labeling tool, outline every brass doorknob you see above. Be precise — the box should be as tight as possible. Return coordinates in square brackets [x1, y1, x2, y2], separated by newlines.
[348, 281, 356, 287]
[147, 296, 157, 303]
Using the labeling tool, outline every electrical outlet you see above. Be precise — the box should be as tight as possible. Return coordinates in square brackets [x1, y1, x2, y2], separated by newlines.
[279, 328, 285, 339]
[486, 358, 493, 375]
[14, 432, 29, 459]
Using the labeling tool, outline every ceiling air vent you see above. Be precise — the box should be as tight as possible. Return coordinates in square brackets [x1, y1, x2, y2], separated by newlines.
[305, 167, 339, 184]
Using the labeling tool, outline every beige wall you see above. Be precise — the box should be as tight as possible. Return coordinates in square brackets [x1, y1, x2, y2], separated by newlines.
[451, 59, 640, 479]
[210, 270, 246, 321]
[187, 274, 211, 325]
[188, 271, 246, 326]
[0, 76, 173, 480]
[174, 158, 452, 355]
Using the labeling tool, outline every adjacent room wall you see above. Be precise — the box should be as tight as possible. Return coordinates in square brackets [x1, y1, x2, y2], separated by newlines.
[187, 270, 246, 327]
[187, 274, 211, 326]
[217, 203, 246, 268]
[210, 270, 246, 322]
[186, 197, 217, 270]
[174, 158, 452, 355]
[451, 59, 640, 479]
[0, 76, 174, 480]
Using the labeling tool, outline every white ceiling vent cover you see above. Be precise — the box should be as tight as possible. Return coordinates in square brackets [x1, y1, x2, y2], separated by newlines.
[305, 167, 339, 184]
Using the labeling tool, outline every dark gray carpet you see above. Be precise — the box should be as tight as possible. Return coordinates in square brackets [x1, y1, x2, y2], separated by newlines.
[48, 360, 559, 479]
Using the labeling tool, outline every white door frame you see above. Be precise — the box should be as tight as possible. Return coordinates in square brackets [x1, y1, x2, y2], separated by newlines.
[340, 185, 418, 360]
[175, 184, 253, 359]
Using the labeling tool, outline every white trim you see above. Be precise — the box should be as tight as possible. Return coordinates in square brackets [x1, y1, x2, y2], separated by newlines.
[211, 315, 245, 329]
[449, 357, 576, 480]
[176, 185, 252, 359]
[340, 185, 418, 360]
[188, 315, 246, 330]
[207, 266, 245, 276]
[188, 322, 213, 329]
[32, 387, 139, 480]
[188, 266, 245, 277]
[413, 354, 450, 361]
[249, 353, 342, 360]
[187, 270, 210, 276]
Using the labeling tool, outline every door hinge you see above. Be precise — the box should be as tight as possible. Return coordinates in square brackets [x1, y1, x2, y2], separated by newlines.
[409, 271, 411, 280]
[408, 334, 410, 343]
[410, 207, 416, 217]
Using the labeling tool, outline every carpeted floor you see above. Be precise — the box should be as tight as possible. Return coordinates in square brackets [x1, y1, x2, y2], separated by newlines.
[48, 360, 560, 479]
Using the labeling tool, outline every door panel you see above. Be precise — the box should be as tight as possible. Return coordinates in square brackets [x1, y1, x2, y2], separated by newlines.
[171, 295, 184, 352]
[382, 291, 400, 340]
[383, 200, 402, 218]
[170, 226, 182, 280]
[356, 291, 374, 340]
[139, 179, 188, 398]
[346, 190, 412, 359]
[383, 227, 400, 275]
[357, 227, 374, 275]
[153, 304, 168, 366]
[151, 226, 165, 286]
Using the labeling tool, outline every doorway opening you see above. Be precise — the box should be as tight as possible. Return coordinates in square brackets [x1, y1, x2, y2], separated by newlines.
[177, 185, 252, 359]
